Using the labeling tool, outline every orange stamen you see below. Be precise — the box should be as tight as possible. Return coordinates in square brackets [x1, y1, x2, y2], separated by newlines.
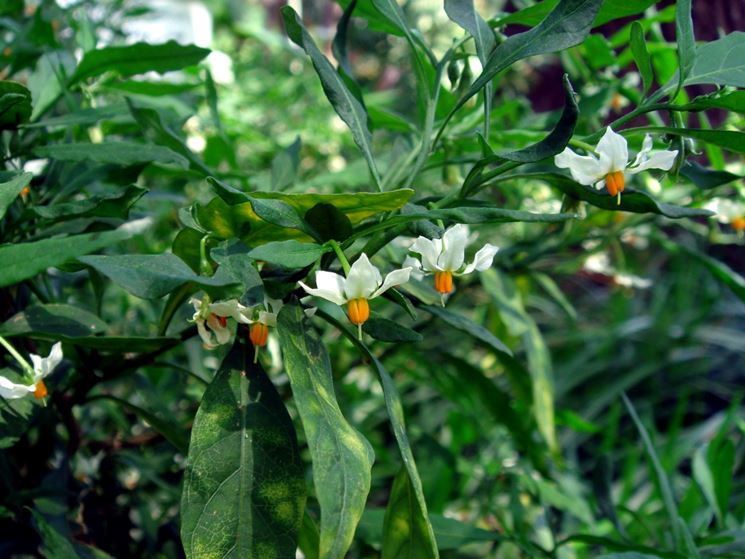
[731, 216, 745, 232]
[346, 298, 370, 326]
[213, 314, 228, 328]
[249, 323, 269, 347]
[33, 380, 48, 400]
[605, 171, 625, 198]
[434, 271, 454, 295]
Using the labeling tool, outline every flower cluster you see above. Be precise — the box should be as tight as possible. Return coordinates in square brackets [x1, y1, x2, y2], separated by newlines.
[299, 224, 498, 335]
[0, 341, 62, 401]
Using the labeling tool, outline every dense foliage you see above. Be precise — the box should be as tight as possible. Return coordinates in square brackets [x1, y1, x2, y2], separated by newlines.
[1, 0, 744, 557]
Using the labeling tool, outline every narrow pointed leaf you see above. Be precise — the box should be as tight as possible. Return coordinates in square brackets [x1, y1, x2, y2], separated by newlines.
[277, 304, 374, 559]
[35, 142, 189, 168]
[0, 172, 32, 220]
[675, 0, 695, 93]
[180, 342, 306, 559]
[281, 7, 381, 188]
[630, 22, 654, 96]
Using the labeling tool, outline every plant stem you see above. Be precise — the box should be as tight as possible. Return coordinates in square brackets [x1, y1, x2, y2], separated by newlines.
[328, 239, 351, 275]
[0, 335, 33, 375]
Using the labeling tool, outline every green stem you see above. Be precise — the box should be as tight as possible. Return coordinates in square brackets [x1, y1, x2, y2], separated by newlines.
[0, 335, 33, 376]
[199, 235, 212, 276]
[328, 240, 351, 276]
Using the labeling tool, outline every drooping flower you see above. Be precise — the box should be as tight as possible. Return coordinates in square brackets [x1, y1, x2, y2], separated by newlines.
[0, 342, 62, 400]
[240, 297, 283, 361]
[706, 198, 745, 232]
[190, 297, 250, 349]
[406, 224, 498, 303]
[299, 253, 411, 337]
[554, 127, 678, 203]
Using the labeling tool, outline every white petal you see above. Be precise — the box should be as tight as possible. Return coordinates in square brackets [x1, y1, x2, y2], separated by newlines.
[554, 148, 605, 185]
[631, 134, 654, 167]
[299, 271, 347, 305]
[410, 236, 441, 272]
[265, 298, 284, 315]
[460, 243, 499, 275]
[0, 376, 35, 399]
[209, 299, 251, 324]
[258, 311, 277, 327]
[403, 256, 425, 280]
[438, 224, 469, 272]
[627, 149, 678, 174]
[596, 127, 628, 172]
[29, 354, 44, 376]
[371, 267, 412, 299]
[196, 320, 216, 348]
[39, 342, 63, 380]
[303, 307, 317, 318]
[344, 254, 382, 300]
[207, 315, 231, 345]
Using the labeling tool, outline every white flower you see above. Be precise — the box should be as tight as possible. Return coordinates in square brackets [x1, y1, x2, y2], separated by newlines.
[706, 198, 745, 230]
[407, 224, 498, 298]
[190, 297, 249, 349]
[554, 127, 678, 201]
[0, 342, 62, 400]
[299, 253, 411, 333]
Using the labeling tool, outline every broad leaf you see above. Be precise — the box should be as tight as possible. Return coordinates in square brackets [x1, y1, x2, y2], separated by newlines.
[78, 253, 239, 299]
[181, 342, 305, 559]
[0, 172, 32, 220]
[363, 317, 422, 343]
[70, 40, 210, 85]
[35, 142, 189, 168]
[630, 22, 654, 96]
[494, 0, 657, 28]
[684, 32, 745, 88]
[282, 7, 381, 188]
[277, 304, 374, 559]
[248, 240, 330, 269]
[624, 127, 745, 155]
[0, 226, 136, 288]
[0, 81, 32, 129]
[680, 161, 742, 189]
[304, 203, 353, 242]
[33, 185, 146, 221]
[0, 304, 107, 338]
[674, 0, 695, 94]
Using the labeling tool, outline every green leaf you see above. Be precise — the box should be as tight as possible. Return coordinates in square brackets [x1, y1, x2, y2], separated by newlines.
[494, 0, 656, 28]
[422, 305, 512, 356]
[181, 342, 306, 559]
[664, 242, 745, 304]
[31, 509, 82, 559]
[625, 126, 745, 155]
[304, 203, 353, 242]
[0, 172, 32, 220]
[531, 172, 713, 218]
[444, 0, 495, 64]
[317, 309, 438, 558]
[33, 185, 146, 221]
[70, 40, 210, 85]
[382, 467, 438, 559]
[681, 90, 745, 113]
[0, 81, 32, 129]
[103, 79, 200, 97]
[684, 31, 745, 88]
[363, 317, 422, 343]
[630, 22, 654, 96]
[359, 509, 502, 551]
[277, 304, 374, 559]
[23, 103, 130, 129]
[248, 240, 330, 269]
[448, 0, 601, 122]
[77, 253, 238, 299]
[0, 304, 107, 338]
[207, 177, 413, 243]
[27, 52, 75, 121]
[281, 7, 381, 188]
[680, 161, 742, 189]
[34, 142, 189, 168]
[675, 0, 695, 94]
[0, 226, 136, 288]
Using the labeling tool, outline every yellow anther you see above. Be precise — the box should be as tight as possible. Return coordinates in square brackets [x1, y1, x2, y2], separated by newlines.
[731, 216, 745, 232]
[33, 380, 48, 400]
[605, 170, 625, 202]
[346, 298, 370, 326]
[249, 323, 269, 348]
[434, 271, 454, 295]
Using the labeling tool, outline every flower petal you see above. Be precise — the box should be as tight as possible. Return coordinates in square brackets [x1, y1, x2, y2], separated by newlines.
[596, 127, 628, 172]
[207, 315, 232, 345]
[344, 253, 382, 300]
[630, 134, 654, 167]
[554, 148, 605, 185]
[627, 149, 678, 174]
[0, 376, 35, 399]
[299, 271, 347, 305]
[258, 310, 277, 327]
[410, 236, 441, 272]
[196, 319, 215, 348]
[371, 267, 412, 299]
[460, 243, 499, 275]
[209, 299, 251, 324]
[438, 224, 469, 272]
[403, 255, 425, 280]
